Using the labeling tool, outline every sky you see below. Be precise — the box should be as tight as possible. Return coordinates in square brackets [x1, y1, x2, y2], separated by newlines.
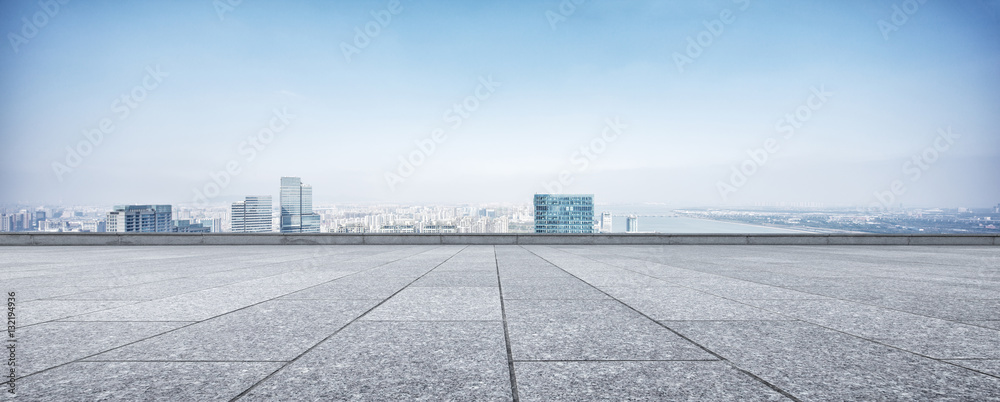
[1, 0, 999, 208]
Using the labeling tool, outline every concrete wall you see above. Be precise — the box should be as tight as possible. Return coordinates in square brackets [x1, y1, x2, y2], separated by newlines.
[1, 233, 998, 246]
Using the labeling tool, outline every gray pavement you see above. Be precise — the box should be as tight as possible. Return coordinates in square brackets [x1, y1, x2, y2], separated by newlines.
[2, 245, 999, 401]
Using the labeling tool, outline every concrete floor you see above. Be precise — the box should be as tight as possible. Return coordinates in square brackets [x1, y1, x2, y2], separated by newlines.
[2, 245, 999, 401]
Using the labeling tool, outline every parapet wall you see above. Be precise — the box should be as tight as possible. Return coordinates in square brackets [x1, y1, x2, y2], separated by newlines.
[1, 233, 998, 246]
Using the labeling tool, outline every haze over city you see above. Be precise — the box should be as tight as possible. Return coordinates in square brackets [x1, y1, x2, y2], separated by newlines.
[3, 4, 1000, 400]
[1, 0, 999, 207]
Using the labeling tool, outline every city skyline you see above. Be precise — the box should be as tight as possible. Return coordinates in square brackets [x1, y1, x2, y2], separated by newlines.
[1, 1, 998, 208]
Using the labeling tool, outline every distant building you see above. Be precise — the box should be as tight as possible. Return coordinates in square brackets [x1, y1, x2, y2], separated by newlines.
[280, 177, 320, 233]
[336, 223, 368, 234]
[16, 210, 31, 231]
[600, 212, 613, 233]
[0, 214, 14, 232]
[81, 220, 106, 233]
[995, 204, 1000, 214]
[106, 205, 173, 232]
[626, 215, 639, 233]
[199, 218, 222, 233]
[422, 225, 458, 234]
[493, 216, 509, 233]
[534, 194, 595, 234]
[34, 210, 46, 230]
[232, 196, 273, 233]
[174, 220, 211, 233]
[37, 220, 58, 232]
[379, 224, 416, 233]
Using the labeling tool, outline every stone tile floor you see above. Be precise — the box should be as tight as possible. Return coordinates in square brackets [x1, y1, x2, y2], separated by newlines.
[2, 245, 999, 401]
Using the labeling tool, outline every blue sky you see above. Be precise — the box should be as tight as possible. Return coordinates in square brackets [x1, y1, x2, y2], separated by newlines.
[1, 0, 998, 207]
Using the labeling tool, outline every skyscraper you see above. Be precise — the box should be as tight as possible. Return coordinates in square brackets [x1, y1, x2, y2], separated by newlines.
[16, 210, 30, 231]
[626, 215, 639, 233]
[600, 212, 613, 233]
[232, 196, 273, 233]
[0, 214, 14, 232]
[534, 194, 594, 234]
[280, 177, 320, 233]
[34, 210, 46, 230]
[106, 205, 172, 232]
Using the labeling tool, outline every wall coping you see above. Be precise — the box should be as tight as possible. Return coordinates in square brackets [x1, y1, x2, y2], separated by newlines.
[1, 233, 998, 246]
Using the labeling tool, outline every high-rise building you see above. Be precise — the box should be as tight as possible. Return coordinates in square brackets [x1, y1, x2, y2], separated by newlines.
[600, 212, 613, 233]
[232, 196, 273, 233]
[534, 194, 594, 234]
[280, 177, 320, 233]
[0, 214, 15, 232]
[626, 215, 639, 233]
[106, 205, 173, 232]
[34, 210, 46, 230]
[16, 210, 31, 231]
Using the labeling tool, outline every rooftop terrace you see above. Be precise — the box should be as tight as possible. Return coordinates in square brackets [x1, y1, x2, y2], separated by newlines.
[3, 243, 999, 400]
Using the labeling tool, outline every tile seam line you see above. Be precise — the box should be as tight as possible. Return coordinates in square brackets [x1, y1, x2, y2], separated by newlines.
[13, 245, 447, 381]
[513, 359, 722, 363]
[19, 246, 407, 309]
[494, 245, 521, 402]
[720, 245, 994, 270]
[17, 246, 423, 329]
[0, 253, 242, 276]
[519, 245, 803, 402]
[76, 360, 291, 363]
[588, 247, 1000, 333]
[556, 247, 1000, 380]
[228, 245, 470, 402]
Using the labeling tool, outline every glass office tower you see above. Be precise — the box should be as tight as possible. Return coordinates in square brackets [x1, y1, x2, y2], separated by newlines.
[533, 194, 595, 234]
[280, 177, 320, 233]
[600, 211, 613, 233]
[626, 215, 639, 233]
[231, 196, 273, 233]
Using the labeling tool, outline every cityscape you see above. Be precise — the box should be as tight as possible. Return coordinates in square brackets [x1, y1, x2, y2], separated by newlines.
[2, 1, 1000, 400]
[2, 175, 997, 235]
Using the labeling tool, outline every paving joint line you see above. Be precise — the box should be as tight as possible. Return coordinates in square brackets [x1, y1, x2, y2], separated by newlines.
[589, 247, 1000, 333]
[513, 359, 722, 363]
[559, 246, 1000, 381]
[79, 360, 290, 363]
[19, 247, 384, 300]
[228, 245, 469, 401]
[16, 247, 417, 329]
[494, 245, 521, 402]
[520, 245, 804, 402]
[13, 245, 446, 382]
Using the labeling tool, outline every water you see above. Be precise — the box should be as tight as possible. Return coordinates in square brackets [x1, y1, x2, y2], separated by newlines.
[601, 205, 800, 234]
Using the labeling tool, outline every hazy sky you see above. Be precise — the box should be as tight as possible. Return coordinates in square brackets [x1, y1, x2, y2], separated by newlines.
[2, 0, 999, 208]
